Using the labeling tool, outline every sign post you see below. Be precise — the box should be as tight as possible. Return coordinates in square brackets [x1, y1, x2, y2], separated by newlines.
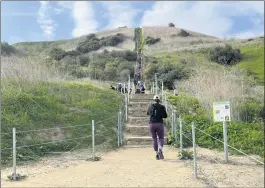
[213, 101, 231, 163]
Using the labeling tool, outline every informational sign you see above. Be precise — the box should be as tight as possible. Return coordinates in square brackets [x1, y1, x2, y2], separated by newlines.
[213, 101, 231, 122]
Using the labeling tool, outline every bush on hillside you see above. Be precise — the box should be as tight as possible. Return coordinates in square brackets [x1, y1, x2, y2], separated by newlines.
[168, 95, 204, 117]
[78, 54, 90, 66]
[237, 97, 264, 123]
[168, 23, 175, 27]
[86, 33, 96, 40]
[76, 33, 126, 54]
[77, 39, 101, 53]
[49, 47, 66, 61]
[100, 33, 126, 46]
[178, 29, 190, 37]
[144, 62, 190, 89]
[1, 42, 17, 56]
[145, 36, 161, 45]
[118, 69, 131, 82]
[208, 44, 242, 65]
[109, 50, 137, 61]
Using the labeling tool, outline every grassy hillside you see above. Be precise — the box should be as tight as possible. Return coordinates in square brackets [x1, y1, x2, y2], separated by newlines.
[12, 27, 219, 56]
[1, 55, 125, 166]
[1, 79, 123, 165]
[152, 37, 264, 84]
[236, 43, 264, 84]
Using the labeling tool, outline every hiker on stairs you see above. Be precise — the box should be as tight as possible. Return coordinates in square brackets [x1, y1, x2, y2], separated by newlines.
[147, 95, 167, 160]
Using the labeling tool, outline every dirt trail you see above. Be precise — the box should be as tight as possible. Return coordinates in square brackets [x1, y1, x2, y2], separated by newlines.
[2, 147, 205, 187]
[2, 146, 264, 187]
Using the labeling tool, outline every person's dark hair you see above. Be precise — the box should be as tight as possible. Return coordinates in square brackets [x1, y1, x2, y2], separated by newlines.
[154, 99, 160, 103]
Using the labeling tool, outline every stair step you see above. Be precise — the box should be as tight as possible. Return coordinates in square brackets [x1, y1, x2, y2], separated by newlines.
[125, 125, 150, 136]
[128, 116, 149, 125]
[128, 111, 148, 117]
[125, 124, 169, 136]
[124, 135, 168, 145]
[129, 98, 153, 102]
[131, 94, 154, 99]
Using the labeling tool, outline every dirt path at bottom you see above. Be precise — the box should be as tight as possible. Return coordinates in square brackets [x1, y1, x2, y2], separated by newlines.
[2, 147, 205, 187]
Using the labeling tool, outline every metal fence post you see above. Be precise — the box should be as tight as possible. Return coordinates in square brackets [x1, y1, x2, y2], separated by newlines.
[12, 127, 17, 181]
[223, 121, 228, 163]
[92, 120, 95, 160]
[128, 76, 130, 101]
[125, 96, 128, 121]
[165, 93, 167, 110]
[192, 121, 198, 179]
[173, 110, 177, 142]
[123, 82, 126, 95]
[179, 116, 183, 154]
[117, 112, 120, 147]
[152, 82, 155, 94]
[171, 110, 174, 138]
[119, 111, 122, 145]
[155, 74, 158, 95]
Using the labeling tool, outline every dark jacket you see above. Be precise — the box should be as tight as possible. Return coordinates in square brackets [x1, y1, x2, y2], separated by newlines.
[147, 102, 167, 124]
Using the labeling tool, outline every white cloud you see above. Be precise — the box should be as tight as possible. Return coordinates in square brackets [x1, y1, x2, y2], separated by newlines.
[72, 2, 98, 37]
[140, 1, 264, 38]
[37, 1, 57, 40]
[102, 2, 140, 29]
[54, 1, 73, 14]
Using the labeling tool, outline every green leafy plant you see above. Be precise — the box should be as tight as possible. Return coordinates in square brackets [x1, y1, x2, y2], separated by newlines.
[208, 44, 242, 65]
[145, 36, 161, 45]
[178, 150, 193, 160]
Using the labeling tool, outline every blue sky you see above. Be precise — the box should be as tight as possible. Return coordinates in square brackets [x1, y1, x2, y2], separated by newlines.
[1, 1, 264, 44]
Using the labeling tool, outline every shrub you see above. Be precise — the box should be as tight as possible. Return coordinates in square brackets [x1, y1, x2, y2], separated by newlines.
[197, 121, 264, 157]
[168, 95, 203, 117]
[178, 150, 193, 160]
[144, 62, 190, 89]
[86, 33, 96, 40]
[158, 63, 190, 89]
[1, 42, 17, 56]
[109, 50, 137, 61]
[178, 29, 190, 37]
[49, 47, 66, 61]
[78, 55, 90, 66]
[167, 111, 264, 157]
[237, 98, 264, 123]
[100, 33, 126, 47]
[168, 23, 175, 27]
[76, 33, 125, 54]
[208, 44, 242, 65]
[145, 36, 161, 45]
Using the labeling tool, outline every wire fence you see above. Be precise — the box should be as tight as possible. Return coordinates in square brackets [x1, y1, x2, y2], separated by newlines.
[165, 105, 264, 186]
[2, 80, 134, 181]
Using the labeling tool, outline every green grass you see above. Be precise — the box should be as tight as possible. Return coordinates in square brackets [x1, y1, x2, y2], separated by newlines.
[236, 43, 264, 84]
[153, 41, 264, 85]
[1, 79, 123, 165]
[153, 50, 207, 64]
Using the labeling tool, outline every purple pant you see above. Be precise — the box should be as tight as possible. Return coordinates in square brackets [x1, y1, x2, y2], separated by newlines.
[149, 123, 164, 151]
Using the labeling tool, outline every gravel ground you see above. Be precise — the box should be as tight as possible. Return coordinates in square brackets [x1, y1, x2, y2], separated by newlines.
[1, 146, 264, 187]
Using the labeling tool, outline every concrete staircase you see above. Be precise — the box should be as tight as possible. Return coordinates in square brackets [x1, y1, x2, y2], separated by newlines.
[124, 94, 168, 148]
